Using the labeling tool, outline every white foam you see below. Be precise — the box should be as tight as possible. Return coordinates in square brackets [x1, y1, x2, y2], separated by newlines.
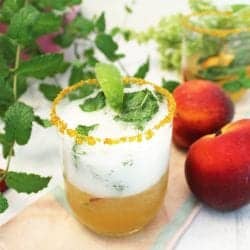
[59, 85, 172, 197]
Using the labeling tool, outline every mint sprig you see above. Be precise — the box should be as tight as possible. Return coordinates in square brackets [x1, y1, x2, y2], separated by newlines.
[5, 102, 34, 145]
[116, 89, 159, 129]
[95, 63, 124, 111]
[39, 83, 62, 101]
[76, 124, 98, 136]
[0, 0, 132, 214]
[0, 194, 8, 213]
[18, 54, 65, 79]
[79, 92, 106, 112]
[6, 171, 51, 194]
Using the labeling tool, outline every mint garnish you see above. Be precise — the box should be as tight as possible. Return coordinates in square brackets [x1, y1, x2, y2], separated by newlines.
[79, 92, 105, 112]
[76, 124, 98, 136]
[116, 89, 159, 129]
[95, 63, 124, 111]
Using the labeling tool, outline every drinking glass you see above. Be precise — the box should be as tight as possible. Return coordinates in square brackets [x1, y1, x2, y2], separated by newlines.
[50, 78, 175, 236]
[182, 11, 250, 101]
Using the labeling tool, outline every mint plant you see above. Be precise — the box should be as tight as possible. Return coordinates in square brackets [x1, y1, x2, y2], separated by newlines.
[0, 0, 150, 213]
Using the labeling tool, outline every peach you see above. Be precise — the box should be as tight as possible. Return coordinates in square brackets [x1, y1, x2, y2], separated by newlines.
[173, 80, 234, 148]
[185, 119, 250, 211]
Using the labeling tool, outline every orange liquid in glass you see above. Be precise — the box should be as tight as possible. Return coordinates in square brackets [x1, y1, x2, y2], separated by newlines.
[64, 171, 168, 236]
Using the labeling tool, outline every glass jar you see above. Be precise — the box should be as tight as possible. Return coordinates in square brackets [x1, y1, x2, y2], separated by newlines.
[182, 11, 250, 101]
[50, 78, 175, 236]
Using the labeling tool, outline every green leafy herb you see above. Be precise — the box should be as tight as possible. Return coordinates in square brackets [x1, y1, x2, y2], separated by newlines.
[134, 57, 150, 78]
[95, 12, 106, 32]
[0, 194, 8, 213]
[68, 16, 94, 38]
[7, 5, 40, 45]
[17, 54, 65, 79]
[0, 36, 16, 65]
[35, 0, 81, 11]
[0, 133, 14, 158]
[34, 116, 52, 128]
[162, 79, 180, 93]
[0, 0, 25, 22]
[39, 83, 62, 101]
[95, 33, 124, 61]
[69, 84, 97, 100]
[79, 92, 105, 112]
[76, 124, 98, 136]
[116, 89, 159, 129]
[5, 102, 34, 145]
[223, 71, 250, 92]
[0, 54, 10, 78]
[95, 63, 124, 111]
[125, 5, 133, 14]
[6, 171, 51, 194]
[32, 12, 61, 37]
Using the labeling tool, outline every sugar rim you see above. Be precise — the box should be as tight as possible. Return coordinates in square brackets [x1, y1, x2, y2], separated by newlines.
[50, 77, 176, 145]
[182, 11, 250, 38]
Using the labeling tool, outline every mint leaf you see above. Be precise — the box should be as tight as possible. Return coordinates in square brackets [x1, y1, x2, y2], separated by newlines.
[95, 12, 105, 32]
[69, 85, 96, 100]
[6, 171, 51, 194]
[76, 124, 98, 136]
[79, 92, 105, 112]
[0, 36, 16, 65]
[231, 4, 249, 12]
[0, 0, 24, 22]
[0, 78, 14, 117]
[95, 34, 124, 61]
[84, 49, 98, 67]
[241, 78, 250, 88]
[0, 133, 14, 158]
[54, 31, 75, 48]
[95, 63, 124, 111]
[34, 116, 52, 128]
[32, 13, 61, 37]
[0, 194, 8, 213]
[134, 57, 150, 78]
[5, 102, 34, 145]
[8, 5, 40, 45]
[162, 79, 180, 93]
[18, 54, 64, 79]
[69, 64, 85, 85]
[39, 83, 62, 101]
[0, 54, 10, 78]
[68, 16, 94, 38]
[36, 0, 81, 10]
[0, 78, 13, 105]
[223, 80, 242, 92]
[116, 89, 159, 129]
[16, 77, 28, 98]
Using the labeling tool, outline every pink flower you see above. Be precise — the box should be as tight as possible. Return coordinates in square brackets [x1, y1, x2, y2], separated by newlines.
[0, 23, 8, 33]
[64, 5, 81, 24]
[36, 33, 62, 53]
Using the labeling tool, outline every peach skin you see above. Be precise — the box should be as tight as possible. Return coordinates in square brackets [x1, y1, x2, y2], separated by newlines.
[173, 80, 234, 148]
[185, 119, 250, 211]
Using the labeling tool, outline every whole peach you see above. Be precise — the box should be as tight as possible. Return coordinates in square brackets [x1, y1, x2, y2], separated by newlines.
[185, 119, 250, 211]
[173, 80, 234, 148]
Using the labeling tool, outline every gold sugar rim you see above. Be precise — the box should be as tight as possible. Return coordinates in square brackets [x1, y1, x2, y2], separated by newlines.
[182, 11, 250, 38]
[50, 77, 176, 145]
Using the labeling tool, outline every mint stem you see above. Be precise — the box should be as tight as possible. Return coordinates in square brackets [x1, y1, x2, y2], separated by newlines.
[13, 45, 21, 100]
[3, 44, 22, 180]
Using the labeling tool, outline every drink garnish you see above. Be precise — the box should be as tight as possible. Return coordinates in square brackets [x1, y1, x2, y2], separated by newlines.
[95, 63, 124, 111]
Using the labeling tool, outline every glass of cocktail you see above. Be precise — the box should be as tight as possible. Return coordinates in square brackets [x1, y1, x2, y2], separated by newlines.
[50, 64, 175, 236]
[182, 11, 250, 101]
